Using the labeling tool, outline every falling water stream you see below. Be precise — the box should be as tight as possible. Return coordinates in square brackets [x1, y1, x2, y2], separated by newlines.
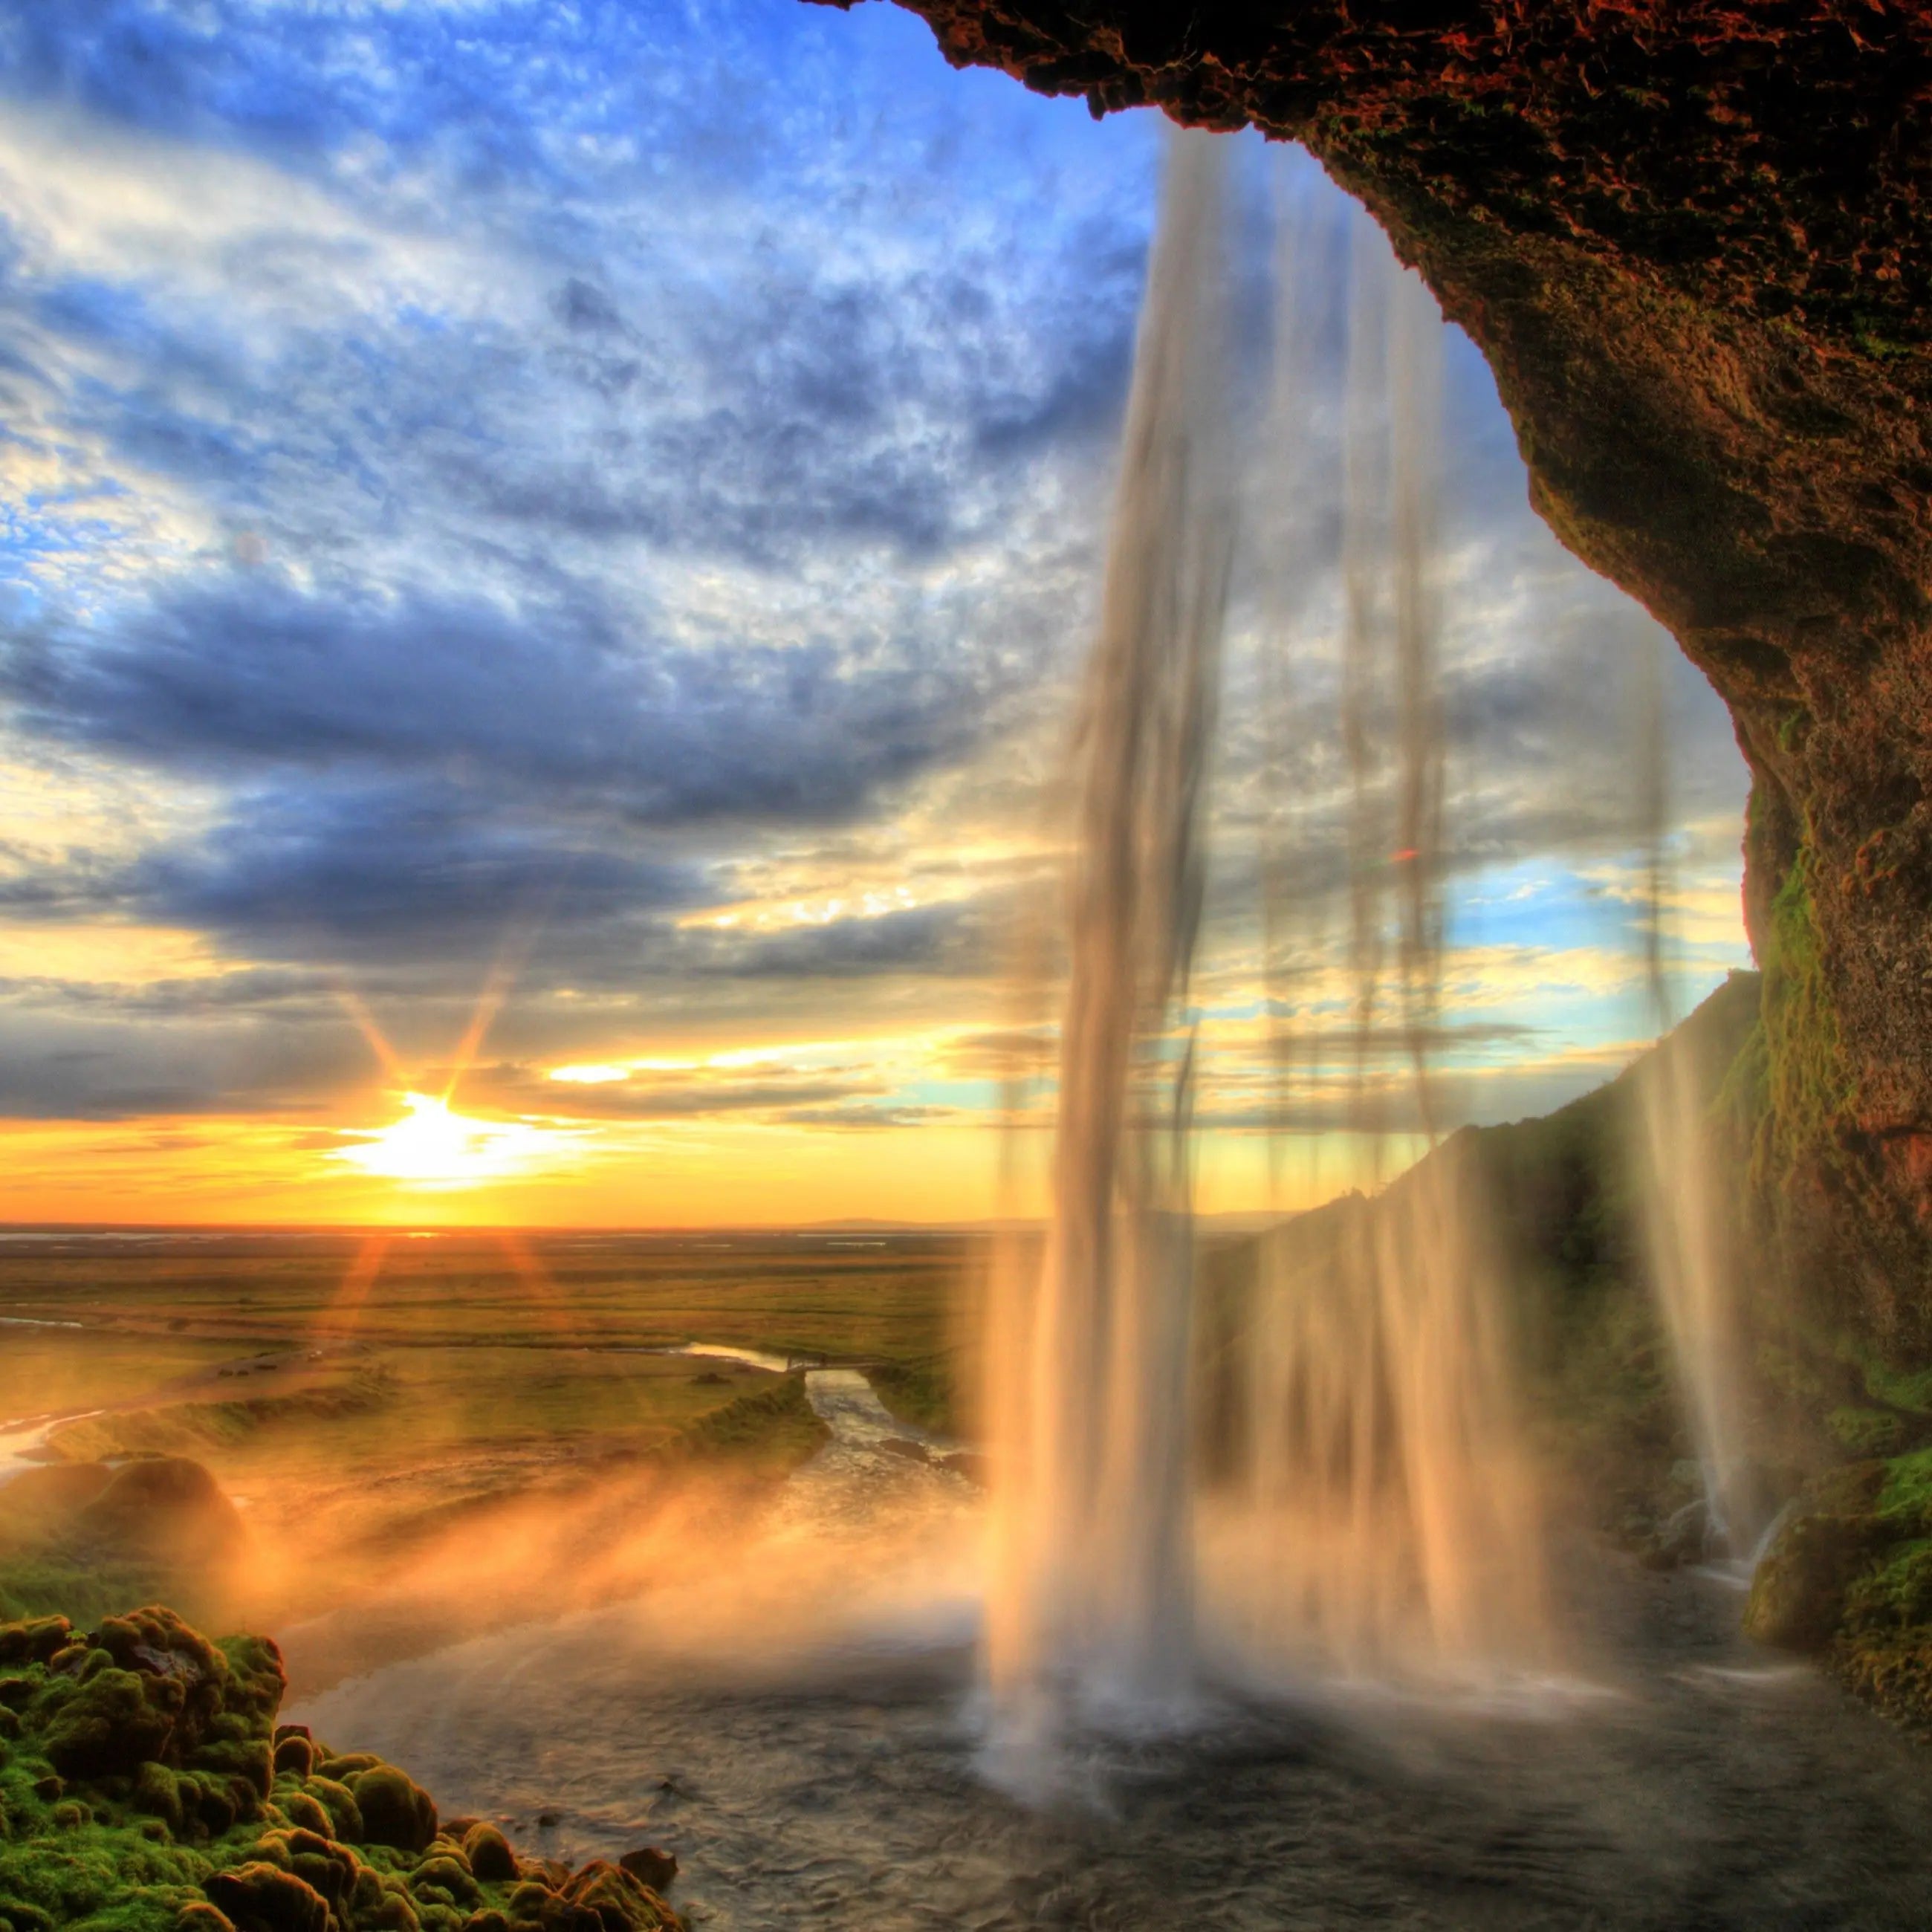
[980, 129, 1230, 1783]
[989, 138, 1546, 1764]
[1630, 627, 1766, 1558]
[1214, 210, 1547, 1685]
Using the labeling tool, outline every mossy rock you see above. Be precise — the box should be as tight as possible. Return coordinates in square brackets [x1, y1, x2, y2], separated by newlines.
[564, 1858, 677, 1931]
[410, 1853, 481, 1909]
[301, 1774, 363, 1843]
[1744, 1462, 1889, 1650]
[205, 1861, 331, 1932]
[0, 1607, 686, 1932]
[463, 1824, 518, 1884]
[346, 1766, 438, 1852]
[0, 1618, 74, 1668]
[275, 1788, 335, 1838]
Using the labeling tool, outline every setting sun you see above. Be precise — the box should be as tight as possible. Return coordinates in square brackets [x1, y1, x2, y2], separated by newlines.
[331, 1093, 571, 1189]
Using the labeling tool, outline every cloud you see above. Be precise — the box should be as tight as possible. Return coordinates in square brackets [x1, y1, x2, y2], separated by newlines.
[455, 1057, 897, 1125]
[123, 777, 699, 965]
[0, 994, 355, 1119]
[0, 3, 1753, 1170]
[695, 902, 981, 979]
[4, 578, 1006, 830]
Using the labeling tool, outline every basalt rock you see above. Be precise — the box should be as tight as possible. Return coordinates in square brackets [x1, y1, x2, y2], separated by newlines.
[821, 0, 1932, 1349]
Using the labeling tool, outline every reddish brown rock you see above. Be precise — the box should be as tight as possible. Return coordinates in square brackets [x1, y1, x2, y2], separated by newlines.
[565, 1859, 679, 1932]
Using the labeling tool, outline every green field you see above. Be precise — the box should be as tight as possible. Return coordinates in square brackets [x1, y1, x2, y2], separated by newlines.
[0, 1230, 970, 1638]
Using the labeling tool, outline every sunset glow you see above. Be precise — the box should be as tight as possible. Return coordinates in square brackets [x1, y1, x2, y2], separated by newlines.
[331, 1095, 577, 1190]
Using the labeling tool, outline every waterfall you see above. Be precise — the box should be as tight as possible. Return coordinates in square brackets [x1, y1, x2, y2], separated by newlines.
[980, 129, 1231, 1783]
[1217, 210, 1548, 1682]
[1225, 1147, 1549, 1674]
[1630, 626, 1763, 1557]
[982, 145, 1551, 1791]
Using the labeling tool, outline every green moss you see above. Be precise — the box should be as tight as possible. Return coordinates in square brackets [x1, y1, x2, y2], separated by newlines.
[1827, 1406, 1907, 1456]
[0, 1557, 176, 1633]
[0, 1607, 682, 1932]
[661, 1372, 829, 1471]
[346, 1766, 436, 1852]
[1743, 1445, 1932, 1732]
[1753, 855, 1854, 1193]
[1876, 1444, 1932, 1522]
[867, 1355, 960, 1436]
[1844, 1537, 1932, 1628]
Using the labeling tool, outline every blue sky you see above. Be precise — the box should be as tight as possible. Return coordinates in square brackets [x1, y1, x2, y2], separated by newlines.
[0, 0, 1750, 1222]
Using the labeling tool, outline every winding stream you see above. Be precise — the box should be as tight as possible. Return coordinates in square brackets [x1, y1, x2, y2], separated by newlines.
[288, 1369, 1932, 1929]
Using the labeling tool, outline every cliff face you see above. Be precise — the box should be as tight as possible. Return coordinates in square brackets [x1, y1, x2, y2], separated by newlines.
[816, 0, 1932, 1346]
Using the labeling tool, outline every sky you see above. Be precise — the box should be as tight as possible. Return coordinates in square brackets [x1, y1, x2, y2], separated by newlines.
[0, 0, 1751, 1227]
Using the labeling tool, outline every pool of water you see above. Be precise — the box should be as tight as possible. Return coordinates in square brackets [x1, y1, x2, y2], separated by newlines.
[291, 1374, 1932, 1931]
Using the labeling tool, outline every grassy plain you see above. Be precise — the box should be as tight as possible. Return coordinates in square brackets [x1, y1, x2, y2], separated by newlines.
[0, 1228, 968, 1641]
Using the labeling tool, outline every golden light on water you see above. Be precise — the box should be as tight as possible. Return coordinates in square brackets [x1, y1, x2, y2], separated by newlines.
[331, 1092, 571, 1189]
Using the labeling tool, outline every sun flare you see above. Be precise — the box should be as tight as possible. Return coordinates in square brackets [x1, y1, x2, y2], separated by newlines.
[331, 1092, 569, 1190]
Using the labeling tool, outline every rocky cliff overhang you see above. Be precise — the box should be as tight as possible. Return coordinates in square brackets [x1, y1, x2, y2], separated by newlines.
[814, 0, 1932, 1341]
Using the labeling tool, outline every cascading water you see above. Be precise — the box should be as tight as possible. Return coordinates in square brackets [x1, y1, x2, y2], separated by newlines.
[1226, 1147, 1549, 1675]
[1219, 212, 1548, 1682]
[985, 146, 1549, 1790]
[1630, 627, 1764, 1557]
[981, 129, 1231, 1783]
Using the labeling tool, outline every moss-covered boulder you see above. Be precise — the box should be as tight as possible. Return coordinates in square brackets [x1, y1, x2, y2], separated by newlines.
[1745, 1463, 1890, 1650]
[1740, 1447, 1932, 1733]
[299, 1774, 362, 1843]
[204, 1860, 331, 1932]
[270, 1727, 314, 1781]
[346, 1764, 437, 1852]
[462, 1822, 518, 1884]
[568, 1859, 675, 1932]
[0, 1607, 684, 1932]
